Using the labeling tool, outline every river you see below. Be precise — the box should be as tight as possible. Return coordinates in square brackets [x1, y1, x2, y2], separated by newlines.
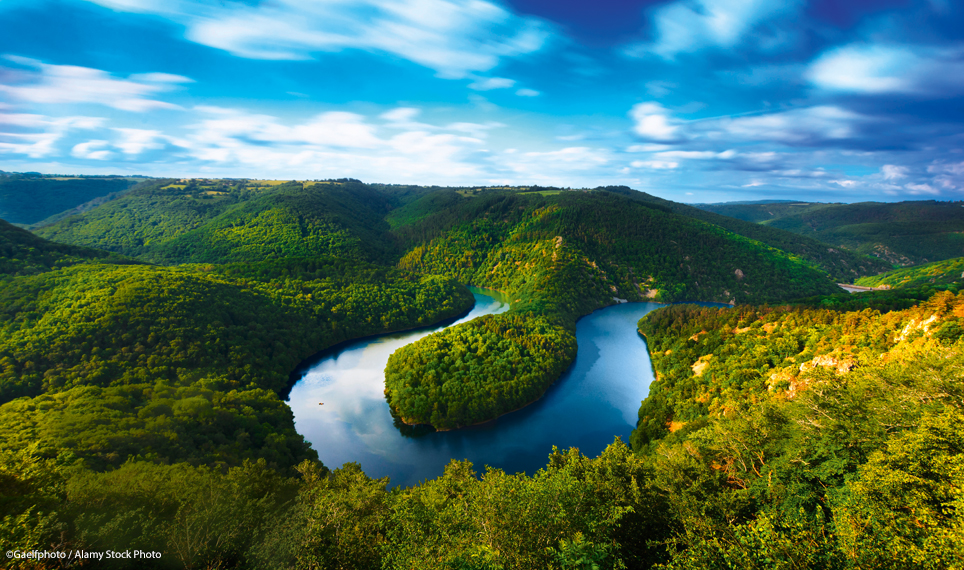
[288, 288, 664, 487]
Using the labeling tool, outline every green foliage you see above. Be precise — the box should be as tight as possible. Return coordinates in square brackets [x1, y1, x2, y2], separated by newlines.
[385, 313, 577, 429]
[0, 259, 471, 404]
[0, 384, 316, 471]
[700, 199, 964, 267]
[66, 459, 297, 569]
[0, 218, 134, 276]
[396, 190, 841, 308]
[377, 440, 662, 570]
[637, 193, 893, 281]
[0, 253, 472, 473]
[856, 255, 964, 289]
[388, 190, 841, 428]
[9, 176, 963, 569]
[631, 289, 964, 569]
[0, 174, 139, 225]
[35, 180, 400, 264]
[832, 408, 964, 569]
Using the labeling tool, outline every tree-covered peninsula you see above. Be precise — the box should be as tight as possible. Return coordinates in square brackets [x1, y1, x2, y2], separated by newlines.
[384, 189, 844, 429]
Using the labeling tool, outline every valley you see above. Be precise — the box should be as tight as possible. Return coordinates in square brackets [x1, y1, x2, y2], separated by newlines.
[1, 175, 962, 568]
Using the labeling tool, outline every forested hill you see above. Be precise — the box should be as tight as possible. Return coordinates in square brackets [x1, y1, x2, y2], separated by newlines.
[856, 255, 964, 289]
[624, 189, 893, 280]
[0, 224, 475, 470]
[392, 188, 842, 308]
[35, 179, 400, 264]
[697, 199, 964, 266]
[629, 287, 964, 567]
[384, 188, 846, 429]
[0, 172, 142, 225]
[0, 218, 135, 276]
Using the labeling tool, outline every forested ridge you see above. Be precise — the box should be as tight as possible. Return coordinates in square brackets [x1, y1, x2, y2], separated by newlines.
[5, 178, 937, 568]
[385, 188, 847, 429]
[698, 199, 964, 266]
[0, 173, 142, 226]
[855, 255, 964, 289]
[628, 286, 964, 567]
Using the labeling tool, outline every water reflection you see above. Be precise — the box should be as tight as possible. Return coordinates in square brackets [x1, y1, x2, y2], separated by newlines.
[289, 290, 665, 487]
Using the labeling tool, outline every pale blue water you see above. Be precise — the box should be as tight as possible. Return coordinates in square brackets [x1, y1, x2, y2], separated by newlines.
[288, 290, 665, 487]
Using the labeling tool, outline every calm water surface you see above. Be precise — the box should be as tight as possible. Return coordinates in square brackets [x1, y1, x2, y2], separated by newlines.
[288, 289, 664, 487]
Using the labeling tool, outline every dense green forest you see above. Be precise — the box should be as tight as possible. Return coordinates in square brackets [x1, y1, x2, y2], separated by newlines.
[625, 287, 964, 568]
[7, 177, 943, 568]
[698, 199, 964, 266]
[384, 188, 851, 428]
[34, 179, 400, 265]
[0, 218, 135, 276]
[5, 286, 961, 568]
[31, 181, 876, 429]
[0, 172, 142, 226]
[855, 255, 964, 289]
[0, 256, 473, 464]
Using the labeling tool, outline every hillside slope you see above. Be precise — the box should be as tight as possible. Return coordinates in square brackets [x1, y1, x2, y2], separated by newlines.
[699, 200, 964, 266]
[632, 191, 892, 280]
[385, 189, 843, 429]
[0, 173, 141, 225]
[629, 287, 964, 567]
[35, 180, 402, 264]
[0, 218, 135, 276]
[0, 225, 473, 469]
[856, 256, 964, 289]
[31, 180, 869, 431]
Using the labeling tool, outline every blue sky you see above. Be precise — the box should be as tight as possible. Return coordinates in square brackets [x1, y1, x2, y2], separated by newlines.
[1, 0, 963, 202]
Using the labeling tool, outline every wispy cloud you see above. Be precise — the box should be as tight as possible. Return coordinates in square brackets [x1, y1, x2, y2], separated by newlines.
[83, 0, 551, 78]
[468, 76, 516, 91]
[807, 43, 964, 96]
[0, 56, 185, 112]
[0, 112, 105, 158]
[71, 140, 113, 160]
[628, 0, 803, 59]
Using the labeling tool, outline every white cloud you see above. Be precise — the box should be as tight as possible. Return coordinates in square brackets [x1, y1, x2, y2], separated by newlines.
[71, 140, 113, 160]
[468, 76, 515, 91]
[633, 0, 803, 59]
[189, 108, 383, 149]
[927, 161, 964, 190]
[521, 147, 608, 165]
[631, 160, 679, 169]
[626, 143, 673, 152]
[653, 150, 719, 160]
[645, 80, 675, 98]
[112, 128, 166, 155]
[84, 0, 550, 79]
[516, 88, 540, 97]
[807, 43, 964, 96]
[629, 103, 864, 147]
[0, 112, 105, 158]
[706, 106, 864, 144]
[0, 56, 185, 112]
[881, 164, 909, 180]
[905, 182, 938, 194]
[128, 72, 194, 84]
[629, 102, 680, 142]
[114, 104, 502, 184]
